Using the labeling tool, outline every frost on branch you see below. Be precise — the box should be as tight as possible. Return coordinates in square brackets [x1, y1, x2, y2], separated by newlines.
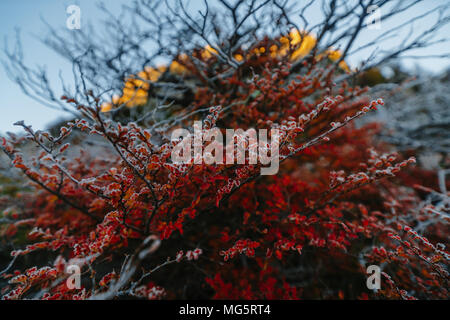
[1, 0, 449, 300]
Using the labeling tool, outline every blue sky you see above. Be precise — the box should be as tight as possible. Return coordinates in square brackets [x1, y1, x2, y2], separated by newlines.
[1, 0, 449, 134]
[0, 0, 125, 133]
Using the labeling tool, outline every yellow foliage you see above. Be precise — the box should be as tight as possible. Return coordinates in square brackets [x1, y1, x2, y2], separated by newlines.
[101, 56, 191, 111]
[102, 29, 350, 112]
[234, 54, 244, 62]
[282, 30, 317, 61]
[323, 49, 350, 72]
[201, 45, 219, 60]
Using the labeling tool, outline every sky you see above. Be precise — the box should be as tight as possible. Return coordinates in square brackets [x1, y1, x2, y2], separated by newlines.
[1, 0, 449, 134]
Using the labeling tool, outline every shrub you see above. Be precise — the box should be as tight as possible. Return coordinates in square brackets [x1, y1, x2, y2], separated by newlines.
[1, 1, 448, 300]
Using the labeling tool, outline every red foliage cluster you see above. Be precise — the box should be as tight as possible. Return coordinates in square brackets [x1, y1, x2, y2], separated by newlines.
[0, 38, 448, 300]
